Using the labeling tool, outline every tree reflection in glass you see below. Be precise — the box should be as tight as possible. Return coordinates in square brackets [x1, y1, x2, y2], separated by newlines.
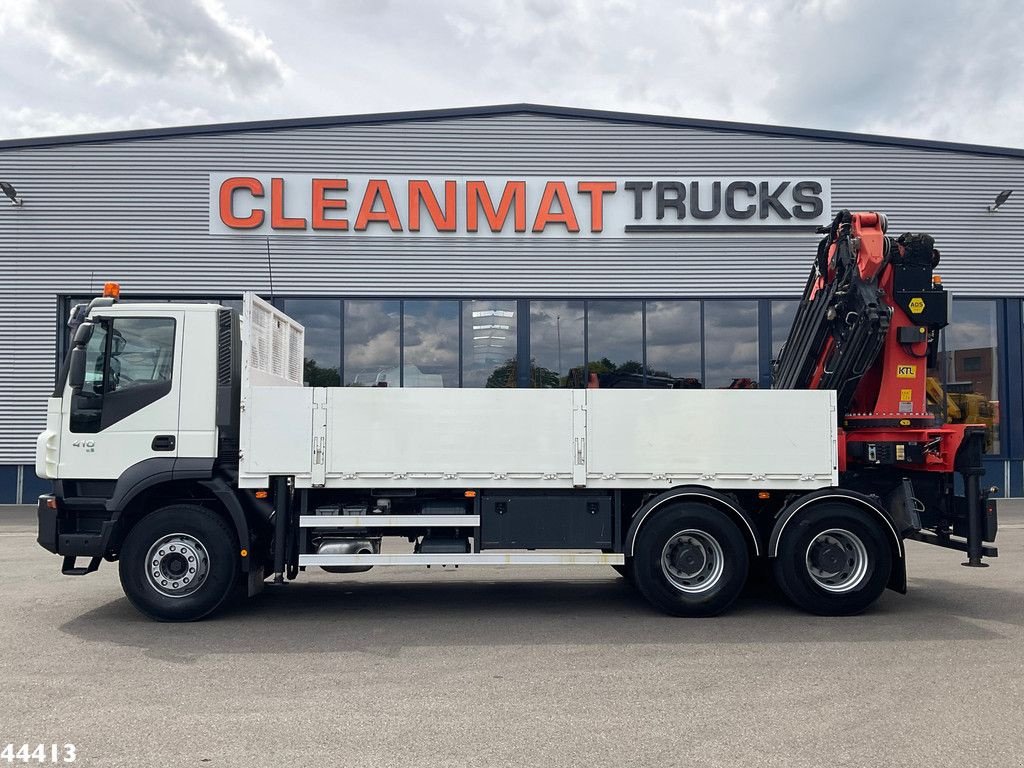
[463, 300, 517, 387]
[530, 301, 584, 387]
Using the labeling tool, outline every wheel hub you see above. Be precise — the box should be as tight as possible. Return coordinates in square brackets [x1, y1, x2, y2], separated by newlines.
[660, 529, 725, 594]
[145, 533, 210, 598]
[804, 528, 869, 593]
[810, 541, 846, 573]
[671, 542, 707, 576]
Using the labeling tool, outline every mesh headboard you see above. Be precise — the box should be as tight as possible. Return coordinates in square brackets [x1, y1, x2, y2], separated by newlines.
[242, 293, 304, 387]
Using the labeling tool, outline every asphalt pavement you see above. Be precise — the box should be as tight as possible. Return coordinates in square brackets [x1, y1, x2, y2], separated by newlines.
[3, 503, 1024, 767]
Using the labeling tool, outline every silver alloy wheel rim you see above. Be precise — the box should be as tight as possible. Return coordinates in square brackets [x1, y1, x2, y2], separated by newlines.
[660, 529, 725, 594]
[145, 533, 210, 598]
[804, 528, 869, 593]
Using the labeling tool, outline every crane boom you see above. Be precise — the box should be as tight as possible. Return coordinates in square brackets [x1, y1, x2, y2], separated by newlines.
[774, 210, 995, 566]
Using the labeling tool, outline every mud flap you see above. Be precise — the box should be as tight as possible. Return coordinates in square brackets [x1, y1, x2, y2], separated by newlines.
[247, 562, 267, 597]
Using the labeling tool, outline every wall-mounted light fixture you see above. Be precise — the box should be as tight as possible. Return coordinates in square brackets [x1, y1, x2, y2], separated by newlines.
[0, 180, 22, 206]
[988, 189, 1013, 212]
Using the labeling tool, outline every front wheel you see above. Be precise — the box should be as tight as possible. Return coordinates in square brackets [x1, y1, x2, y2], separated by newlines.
[773, 502, 892, 616]
[119, 504, 242, 621]
[632, 503, 750, 617]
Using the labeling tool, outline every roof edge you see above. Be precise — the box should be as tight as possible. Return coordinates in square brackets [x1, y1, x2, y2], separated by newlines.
[0, 102, 1022, 159]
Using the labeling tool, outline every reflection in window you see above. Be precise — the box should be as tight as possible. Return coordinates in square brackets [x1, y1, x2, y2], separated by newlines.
[586, 301, 644, 387]
[704, 301, 758, 388]
[937, 300, 1000, 453]
[530, 301, 584, 387]
[344, 300, 400, 386]
[463, 300, 517, 387]
[645, 300, 701, 387]
[108, 318, 175, 390]
[771, 299, 799, 360]
[403, 300, 459, 387]
[281, 299, 341, 386]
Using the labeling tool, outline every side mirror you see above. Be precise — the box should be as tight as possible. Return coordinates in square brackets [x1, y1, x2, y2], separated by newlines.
[68, 347, 87, 391]
[73, 321, 94, 346]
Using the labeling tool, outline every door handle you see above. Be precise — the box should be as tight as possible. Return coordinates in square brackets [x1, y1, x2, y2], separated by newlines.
[152, 435, 176, 451]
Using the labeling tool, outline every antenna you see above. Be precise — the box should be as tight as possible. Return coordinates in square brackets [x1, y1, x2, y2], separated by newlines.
[265, 236, 275, 301]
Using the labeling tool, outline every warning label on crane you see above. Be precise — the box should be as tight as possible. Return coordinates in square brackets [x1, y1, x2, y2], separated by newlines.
[908, 297, 926, 313]
[897, 365, 917, 378]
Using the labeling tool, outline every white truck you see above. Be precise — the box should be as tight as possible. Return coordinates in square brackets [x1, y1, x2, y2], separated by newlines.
[35, 212, 999, 621]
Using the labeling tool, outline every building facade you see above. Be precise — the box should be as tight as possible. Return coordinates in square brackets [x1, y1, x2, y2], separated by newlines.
[1, 104, 1022, 502]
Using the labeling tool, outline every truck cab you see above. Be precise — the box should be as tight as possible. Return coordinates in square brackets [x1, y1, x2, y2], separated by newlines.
[36, 289, 248, 596]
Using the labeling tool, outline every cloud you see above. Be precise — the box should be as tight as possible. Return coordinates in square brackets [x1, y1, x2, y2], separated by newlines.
[1, 0, 1021, 146]
[5, 0, 286, 96]
[0, 103, 216, 138]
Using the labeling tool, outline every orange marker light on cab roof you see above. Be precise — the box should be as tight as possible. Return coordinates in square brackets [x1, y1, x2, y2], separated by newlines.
[932, 274, 942, 285]
[255, 489, 268, 499]
[464, 490, 477, 498]
[103, 281, 120, 299]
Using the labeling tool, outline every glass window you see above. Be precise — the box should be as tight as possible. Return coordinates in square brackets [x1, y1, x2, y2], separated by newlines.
[938, 300, 1000, 453]
[402, 300, 459, 387]
[645, 300, 701, 387]
[71, 317, 175, 433]
[344, 300, 400, 386]
[280, 299, 341, 387]
[704, 300, 759, 388]
[771, 299, 800, 360]
[463, 300, 518, 387]
[81, 322, 109, 396]
[108, 318, 175, 391]
[585, 301, 644, 388]
[529, 301, 584, 387]
[71, 319, 111, 433]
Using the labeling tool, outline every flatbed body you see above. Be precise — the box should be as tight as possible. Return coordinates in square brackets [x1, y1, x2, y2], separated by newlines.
[240, 386, 839, 491]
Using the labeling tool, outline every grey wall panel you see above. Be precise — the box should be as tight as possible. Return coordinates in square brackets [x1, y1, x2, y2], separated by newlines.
[1, 111, 1023, 462]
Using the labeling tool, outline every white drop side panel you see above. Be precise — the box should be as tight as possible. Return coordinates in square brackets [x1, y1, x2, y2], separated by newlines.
[322, 388, 577, 488]
[240, 386, 315, 485]
[238, 292, 309, 486]
[304, 387, 836, 491]
[585, 389, 837, 489]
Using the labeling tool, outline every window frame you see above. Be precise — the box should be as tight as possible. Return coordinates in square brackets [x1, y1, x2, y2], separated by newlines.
[69, 315, 177, 434]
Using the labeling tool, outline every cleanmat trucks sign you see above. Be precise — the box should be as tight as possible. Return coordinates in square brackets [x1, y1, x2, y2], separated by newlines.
[209, 174, 831, 237]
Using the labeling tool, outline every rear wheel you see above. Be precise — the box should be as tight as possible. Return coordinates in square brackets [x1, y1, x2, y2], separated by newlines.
[119, 504, 242, 622]
[773, 502, 892, 616]
[632, 503, 749, 616]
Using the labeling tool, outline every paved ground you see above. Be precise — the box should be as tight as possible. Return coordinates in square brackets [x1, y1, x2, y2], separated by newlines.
[3, 504, 1024, 768]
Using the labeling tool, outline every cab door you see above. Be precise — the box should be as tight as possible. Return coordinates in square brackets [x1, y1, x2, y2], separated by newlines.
[61, 312, 183, 480]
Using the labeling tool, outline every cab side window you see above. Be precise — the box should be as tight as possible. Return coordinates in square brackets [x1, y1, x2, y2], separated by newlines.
[107, 318, 175, 393]
[70, 317, 176, 433]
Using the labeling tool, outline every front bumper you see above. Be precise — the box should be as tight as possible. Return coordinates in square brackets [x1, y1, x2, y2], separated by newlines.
[37, 495, 58, 553]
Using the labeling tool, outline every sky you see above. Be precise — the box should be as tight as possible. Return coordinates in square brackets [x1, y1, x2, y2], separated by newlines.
[0, 0, 1022, 146]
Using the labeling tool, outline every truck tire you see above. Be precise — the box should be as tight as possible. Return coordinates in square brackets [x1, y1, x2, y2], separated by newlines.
[773, 502, 892, 616]
[119, 504, 243, 622]
[632, 503, 749, 616]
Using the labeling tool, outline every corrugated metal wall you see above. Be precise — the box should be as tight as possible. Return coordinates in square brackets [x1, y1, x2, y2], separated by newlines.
[2, 111, 1023, 463]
